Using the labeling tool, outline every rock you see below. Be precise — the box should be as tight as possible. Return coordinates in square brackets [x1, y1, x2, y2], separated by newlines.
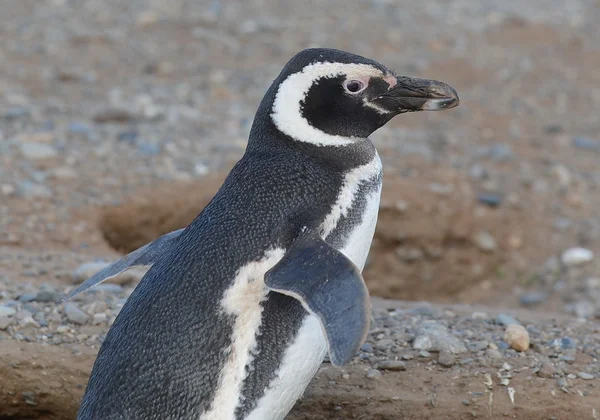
[504, 324, 530, 352]
[375, 339, 395, 351]
[486, 349, 503, 359]
[438, 350, 455, 367]
[18, 142, 58, 160]
[495, 314, 521, 326]
[72, 262, 148, 286]
[477, 192, 502, 207]
[488, 143, 513, 162]
[572, 136, 600, 151]
[0, 306, 16, 317]
[361, 342, 374, 353]
[537, 363, 557, 379]
[552, 337, 576, 350]
[35, 290, 61, 303]
[519, 292, 548, 306]
[18, 293, 36, 303]
[17, 181, 52, 198]
[137, 142, 161, 156]
[92, 313, 108, 325]
[577, 372, 594, 380]
[473, 230, 497, 253]
[466, 341, 489, 352]
[68, 122, 91, 135]
[395, 246, 423, 262]
[0, 316, 12, 330]
[64, 302, 89, 325]
[413, 323, 467, 354]
[93, 108, 139, 123]
[366, 369, 382, 380]
[561, 247, 594, 266]
[376, 360, 406, 371]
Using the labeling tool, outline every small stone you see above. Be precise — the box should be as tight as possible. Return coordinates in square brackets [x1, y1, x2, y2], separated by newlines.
[471, 312, 489, 320]
[366, 369, 382, 380]
[18, 293, 36, 303]
[93, 108, 138, 123]
[64, 302, 88, 325]
[495, 314, 521, 326]
[561, 247, 594, 266]
[376, 339, 395, 351]
[519, 292, 548, 306]
[361, 342, 374, 353]
[486, 349, 503, 359]
[438, 350, 455, 367]
[68, 122, 91, 135]
[473, 231, 497, 253]
[577, 372, 594, 380]
[413, 323, 467, 354]
[18, 142, 57, 160]
[537, 363, 556, 379]
[477, 192, 502, 207]
[0, 306, 16, 317]
[55, 325, 70, 334]
[467, 341, 489, 352]
[396, 246, 423, 262]
[504, 324, 530, 352]
[572, 136, 600, 151]
[17, 181, 52, 198]
[377, 360, 407, 371]
[35, 290, 61, 303]
[489, 143, 513, 162]
[0, 316, 12, 330]
[419, 350, 431, 358]
[92, 313, 108, 324]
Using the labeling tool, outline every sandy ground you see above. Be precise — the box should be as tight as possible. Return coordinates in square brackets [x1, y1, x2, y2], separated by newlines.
[2, 0, 600, 419]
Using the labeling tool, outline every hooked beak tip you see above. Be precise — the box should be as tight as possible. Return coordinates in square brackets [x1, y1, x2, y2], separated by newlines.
[420, 83, 459, 111]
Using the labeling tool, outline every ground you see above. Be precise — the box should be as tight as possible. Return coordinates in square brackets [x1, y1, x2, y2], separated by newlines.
[1, 0, 600, 419]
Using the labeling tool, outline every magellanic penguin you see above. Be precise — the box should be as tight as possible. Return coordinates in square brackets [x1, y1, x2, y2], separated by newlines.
[65, 48, 459, 420]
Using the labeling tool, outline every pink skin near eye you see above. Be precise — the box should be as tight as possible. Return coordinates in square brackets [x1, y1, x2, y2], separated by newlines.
[384, 74, 397, 89]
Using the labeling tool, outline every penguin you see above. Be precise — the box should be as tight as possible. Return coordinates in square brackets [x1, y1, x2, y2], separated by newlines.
[65, 48, 459, 420]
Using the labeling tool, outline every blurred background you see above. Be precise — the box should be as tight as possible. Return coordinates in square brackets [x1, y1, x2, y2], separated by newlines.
[2, 0, 600, 418]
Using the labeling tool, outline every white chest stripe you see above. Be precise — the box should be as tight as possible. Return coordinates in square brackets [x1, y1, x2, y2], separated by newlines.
[200, 249, 285, 420]
[321, 153, 382, 238]
[271, 62, 385, 147]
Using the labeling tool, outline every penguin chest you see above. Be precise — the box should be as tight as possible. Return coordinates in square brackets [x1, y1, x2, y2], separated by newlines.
[322, 154, 383, 270]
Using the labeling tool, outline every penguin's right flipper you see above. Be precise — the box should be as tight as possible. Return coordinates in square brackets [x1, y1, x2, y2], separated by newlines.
[61, 228, 184, 302]
[265, 231, 371, 367]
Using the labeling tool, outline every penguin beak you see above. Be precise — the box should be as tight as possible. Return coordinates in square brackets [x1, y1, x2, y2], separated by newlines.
[374, 76, 460, 114]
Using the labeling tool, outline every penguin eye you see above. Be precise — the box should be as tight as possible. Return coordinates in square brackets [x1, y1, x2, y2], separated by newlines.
[344, 80, 366, 94]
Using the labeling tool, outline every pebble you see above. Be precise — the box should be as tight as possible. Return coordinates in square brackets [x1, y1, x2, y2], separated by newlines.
[376, 339, 395, 351]
[366, 369, 382, 380]
[0, 316, 12, 330]
[35, 290, 61, 303]
[495, 314, 521, 326]
[504, 324, 530, 352]
[17, 181, 52, 198]
[473, 230, 496, 253]
[561, 247, 594, 266]
[519, 292, 548, 306]
[477, 192, 502, 207]
[577, 372, 594, 380]
[64, 302, 89, 325]
[361, 342, 374, 353]
[0, 305, 17, 317]
[537, 363, 557, 379]
[18, 142, 58, 160]
[572, 136, 600, 151]
[377, 360, 407, 371]
[413, 323, 467, 354]
[486, 349, 503, 360]
[396, 246, 423, 262]
[438, 349, 455, 367]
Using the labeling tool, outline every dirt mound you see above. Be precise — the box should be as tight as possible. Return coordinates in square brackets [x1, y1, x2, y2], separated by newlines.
[96, 169, 542, 304]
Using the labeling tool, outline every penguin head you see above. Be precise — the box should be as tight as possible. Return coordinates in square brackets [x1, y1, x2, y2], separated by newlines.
[264, 48, 459, 147]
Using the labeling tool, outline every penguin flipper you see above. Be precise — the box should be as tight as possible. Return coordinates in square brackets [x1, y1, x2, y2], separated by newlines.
[265, 231, 370, 366]
[61, 228, 185, 302]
